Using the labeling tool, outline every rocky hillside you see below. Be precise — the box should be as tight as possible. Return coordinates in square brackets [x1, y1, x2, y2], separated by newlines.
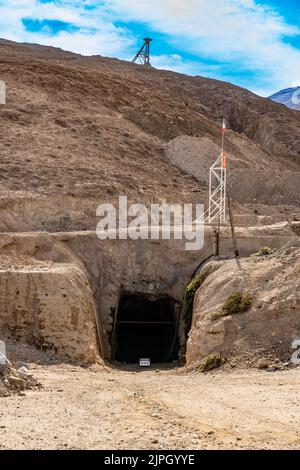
[269, 87, 300, 111]
[187, 240, 300, 367]
[0, 38, 299, 231]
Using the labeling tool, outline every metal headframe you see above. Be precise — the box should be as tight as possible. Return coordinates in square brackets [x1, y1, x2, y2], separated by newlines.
[132, 38, 152, 66]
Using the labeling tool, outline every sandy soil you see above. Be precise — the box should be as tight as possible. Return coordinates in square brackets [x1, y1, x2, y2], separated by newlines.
[0, 362, 299, 450]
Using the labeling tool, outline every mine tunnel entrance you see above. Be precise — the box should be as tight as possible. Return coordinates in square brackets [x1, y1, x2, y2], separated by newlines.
[112, 293, 179, 364]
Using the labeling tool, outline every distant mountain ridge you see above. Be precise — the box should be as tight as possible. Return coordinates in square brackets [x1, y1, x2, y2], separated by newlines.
[269, 87, 300, 111]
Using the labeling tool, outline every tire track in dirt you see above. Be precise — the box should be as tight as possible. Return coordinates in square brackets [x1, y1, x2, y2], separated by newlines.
[120, 381, 214, 449]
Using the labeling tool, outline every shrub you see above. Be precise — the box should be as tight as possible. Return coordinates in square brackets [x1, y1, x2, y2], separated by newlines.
[251, 246, 275, 257]
[198, 354, 223, 373]
[222, 291, 252, 316]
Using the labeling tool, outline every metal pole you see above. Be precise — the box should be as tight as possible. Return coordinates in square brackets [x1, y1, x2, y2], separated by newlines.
[227, 191, 239, 258]
[208, 167, 212, 223]
[223, 167, 227, 223]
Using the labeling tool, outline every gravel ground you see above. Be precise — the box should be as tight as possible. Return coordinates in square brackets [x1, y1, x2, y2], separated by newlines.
[0, 362, 299, 450]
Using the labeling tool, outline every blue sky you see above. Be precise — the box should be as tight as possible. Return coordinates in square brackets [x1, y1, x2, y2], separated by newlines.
[0, 0, 299, 96]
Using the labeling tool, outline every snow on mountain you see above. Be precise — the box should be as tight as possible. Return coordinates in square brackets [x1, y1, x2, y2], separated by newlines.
[269, 87, 300, 110]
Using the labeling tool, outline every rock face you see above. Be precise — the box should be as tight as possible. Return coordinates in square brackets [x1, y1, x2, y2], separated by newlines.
[0, 260, 98, 364]
[186, 241, 300, 367]
[166, 135, 300, 206]
[269, 87, 300, 111]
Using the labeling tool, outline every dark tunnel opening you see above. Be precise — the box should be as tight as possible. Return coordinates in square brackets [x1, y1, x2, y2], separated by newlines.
[112, 293, 179, 364]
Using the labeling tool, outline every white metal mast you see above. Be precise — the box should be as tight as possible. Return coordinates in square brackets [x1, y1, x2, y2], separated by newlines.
[207, 118, 227, 224]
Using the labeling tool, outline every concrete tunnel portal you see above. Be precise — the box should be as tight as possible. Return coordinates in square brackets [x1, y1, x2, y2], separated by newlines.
[0, 225, 295, 365]
[68, 224, 292, 364]
[111, 293, 180, 364]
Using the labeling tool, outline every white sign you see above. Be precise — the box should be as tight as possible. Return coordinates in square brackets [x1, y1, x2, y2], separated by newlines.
[139, 358, 151, 367]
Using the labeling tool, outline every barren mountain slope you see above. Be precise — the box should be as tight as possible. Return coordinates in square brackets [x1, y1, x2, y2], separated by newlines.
[0, 39, 299, 231]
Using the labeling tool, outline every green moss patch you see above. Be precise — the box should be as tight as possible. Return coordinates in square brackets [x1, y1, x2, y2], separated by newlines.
[182, 267, 211, 318]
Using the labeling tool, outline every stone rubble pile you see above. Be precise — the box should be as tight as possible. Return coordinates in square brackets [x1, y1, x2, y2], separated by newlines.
[0, 347, 41, 397]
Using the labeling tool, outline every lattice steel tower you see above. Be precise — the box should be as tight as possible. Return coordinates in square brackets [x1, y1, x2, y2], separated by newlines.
[132, 38, 152, 66]
[196, 118, 228, 225]
[208, 119, 228, 224]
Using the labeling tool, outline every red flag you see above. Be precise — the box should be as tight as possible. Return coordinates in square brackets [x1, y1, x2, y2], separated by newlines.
[221, 152, 227, 169]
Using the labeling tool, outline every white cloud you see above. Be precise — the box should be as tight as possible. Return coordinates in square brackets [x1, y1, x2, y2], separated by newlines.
[151, 53, 220, 77]
[104, 0, 300, 94]
[0, 0, 135, 56]
[0, 0, 299, 95]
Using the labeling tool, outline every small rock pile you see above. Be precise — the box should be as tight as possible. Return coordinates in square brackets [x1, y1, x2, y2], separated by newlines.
[0, 363, 41, 397]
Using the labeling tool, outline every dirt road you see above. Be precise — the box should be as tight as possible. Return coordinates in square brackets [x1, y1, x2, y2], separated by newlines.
[0, 362, 299, 450]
